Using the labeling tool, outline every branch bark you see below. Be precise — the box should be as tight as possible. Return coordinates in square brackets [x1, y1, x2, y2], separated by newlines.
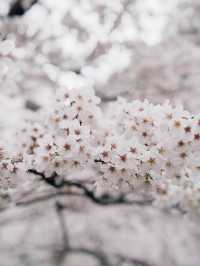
[27, 169, 154, 206]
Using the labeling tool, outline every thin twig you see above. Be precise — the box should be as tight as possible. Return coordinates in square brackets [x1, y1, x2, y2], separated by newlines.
[55, 201, 69, 249]
[16, 191, 78, 206]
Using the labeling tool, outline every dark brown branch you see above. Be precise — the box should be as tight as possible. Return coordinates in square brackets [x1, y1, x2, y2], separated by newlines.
[28, 169, 153, 206]
[8, 0, 38, 17]
[94, 158, 107, 164]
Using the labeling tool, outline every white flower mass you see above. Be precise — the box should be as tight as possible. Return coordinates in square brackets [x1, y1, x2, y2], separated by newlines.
[1, 0, 200, 210]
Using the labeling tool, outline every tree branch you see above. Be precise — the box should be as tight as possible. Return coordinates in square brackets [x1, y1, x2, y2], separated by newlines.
[27, 169, 154, 206]
[8, 0, 38, 17]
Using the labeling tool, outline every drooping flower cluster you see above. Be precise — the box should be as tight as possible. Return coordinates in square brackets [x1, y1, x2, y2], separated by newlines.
[16, 86, 200, 199]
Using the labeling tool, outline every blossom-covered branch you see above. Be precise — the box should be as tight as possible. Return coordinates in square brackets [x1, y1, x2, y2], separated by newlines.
[10, 85, 200, 207]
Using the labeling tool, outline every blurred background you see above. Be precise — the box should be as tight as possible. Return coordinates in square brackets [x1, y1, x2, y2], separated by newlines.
[0, 0, 199, 145]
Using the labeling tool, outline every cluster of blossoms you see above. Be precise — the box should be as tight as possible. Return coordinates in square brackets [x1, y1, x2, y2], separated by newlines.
[13, 86, 200, 206]
[16, 86, 102, 178]
[99, 98, 200, 188]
